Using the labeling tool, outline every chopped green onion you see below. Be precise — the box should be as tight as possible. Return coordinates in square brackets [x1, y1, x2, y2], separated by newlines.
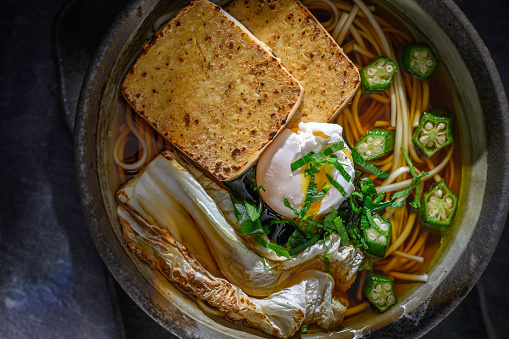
[333, 161, 352, 182]
[289, 233, 321, 256]
[324, 252, 331, 277]
[254, 236, 291, 259]
[291, 141, 345, 172]
[244, 199, 261, 222]
[286, 228, 308, 249]
[231, 195, 268, 235]
[253, 185, 266, 192]
[359, 259, 373, 271]
[284, 198, 300, 216]
[325, 172, 348, 198]
[352, 149, 389, 179]
[334, 217, 350, 245]
[254, 252, 274, 274]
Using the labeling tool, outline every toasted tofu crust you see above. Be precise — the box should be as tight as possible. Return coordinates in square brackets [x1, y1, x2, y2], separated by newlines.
[227, 0, 360, 128]
[121, 0, 303, 181]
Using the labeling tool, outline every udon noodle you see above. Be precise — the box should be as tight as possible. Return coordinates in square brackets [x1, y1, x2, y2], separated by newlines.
[109, 0, 460, 332]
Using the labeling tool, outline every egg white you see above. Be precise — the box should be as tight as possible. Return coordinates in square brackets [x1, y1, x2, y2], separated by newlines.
[256, 122, 356, 218]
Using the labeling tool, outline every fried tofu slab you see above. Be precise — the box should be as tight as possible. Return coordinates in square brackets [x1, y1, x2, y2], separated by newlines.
[122, 0, 303, 181]
[227, 0, 360, 128]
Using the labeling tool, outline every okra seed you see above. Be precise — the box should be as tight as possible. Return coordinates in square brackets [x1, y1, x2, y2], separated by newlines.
[419, 135, 428, 144]
[424, 122, 434, 131]
[380, 222, 389, 232]
[368, 232, 376, 241]
[366, 150, 372, 156]
[374, 138, 382, 146]
[429, 208, 438, 217]
[419, 65, 428, 74]
[373, 76, 380, 84]
[375, 284, 382, 292]
[421, 50, 428, 58]
[374, 218, 381, 225]
[426, 58, 433, 67]
[385, 64, 394, 73]
[436, 135, 446, 145]
[358, 143, 367, 152]
[377, 59, 386, 67]
[387, 295, 395, 304]
[377, 299, 386, 306]
[411, 60, 417, 68]
[413, 51, 420, 58]
[430, 196, 437, 203]
[383, 283, 392, 292]
[367, 67, 376, 76]
[439, 209, 447, 220]
[427, 141, 435, 148]
[436, 189, 443, 198]
[379, 235, 386, 243]
[374, 146, 382, 153]
[437, 122, 446, 130]
[445, 197, 453, 204]
[367, 136, 374, 143]
[446, 202, 453, 208]
[370, 291, 379, 300]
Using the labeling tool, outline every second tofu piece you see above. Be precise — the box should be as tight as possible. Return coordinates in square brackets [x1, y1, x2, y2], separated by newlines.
[227, 0, 360, 128]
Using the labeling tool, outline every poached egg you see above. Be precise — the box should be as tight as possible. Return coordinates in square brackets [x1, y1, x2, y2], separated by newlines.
[256, 122, 356, 218]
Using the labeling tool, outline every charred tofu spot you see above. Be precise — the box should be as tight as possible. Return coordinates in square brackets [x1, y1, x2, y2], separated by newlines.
[214, 162, 222, 173]
[183, 113, 190, 126]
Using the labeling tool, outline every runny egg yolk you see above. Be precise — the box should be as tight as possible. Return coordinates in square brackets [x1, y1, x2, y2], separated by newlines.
[256, 122, 356, 219]
[301, 163, 334, 221]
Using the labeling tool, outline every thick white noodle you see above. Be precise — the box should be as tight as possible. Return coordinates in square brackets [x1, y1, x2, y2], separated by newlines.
[332, 12, 349, 40]
[337, 5, 359, 45]
[376, 146, 454, 194]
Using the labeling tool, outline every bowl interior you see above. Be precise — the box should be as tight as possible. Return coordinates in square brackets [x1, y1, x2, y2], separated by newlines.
[80, 0, 488, 337]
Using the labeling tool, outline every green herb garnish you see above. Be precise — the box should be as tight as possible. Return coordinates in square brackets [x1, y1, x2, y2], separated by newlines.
[255, 252, 274, 274]
[254, 236, 292, 259]
[351, 149, 389, 179]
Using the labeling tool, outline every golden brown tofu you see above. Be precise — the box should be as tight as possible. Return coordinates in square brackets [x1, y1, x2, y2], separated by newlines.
[227, 0, 360, 128]
[122, 0, 303, 181]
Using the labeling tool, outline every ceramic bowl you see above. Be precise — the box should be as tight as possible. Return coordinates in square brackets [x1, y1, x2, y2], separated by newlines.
[75, 0, 509, 337]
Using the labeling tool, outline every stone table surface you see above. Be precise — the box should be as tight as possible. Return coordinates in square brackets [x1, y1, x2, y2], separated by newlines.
[0, 0, 508, 338]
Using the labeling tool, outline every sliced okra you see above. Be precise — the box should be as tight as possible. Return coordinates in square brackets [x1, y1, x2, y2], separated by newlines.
[412, 109, 453, 158]
[354, 129, 395, 161]
[362, 215, 391, 259]
[420, 179, 458, 234]
[362, 270, 397, 313]
[361, 56, 398, 93]
[402, 44, 438, 80]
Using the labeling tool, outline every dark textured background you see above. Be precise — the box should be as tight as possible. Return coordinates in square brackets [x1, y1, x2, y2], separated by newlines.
[0, 0, 507, 338]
